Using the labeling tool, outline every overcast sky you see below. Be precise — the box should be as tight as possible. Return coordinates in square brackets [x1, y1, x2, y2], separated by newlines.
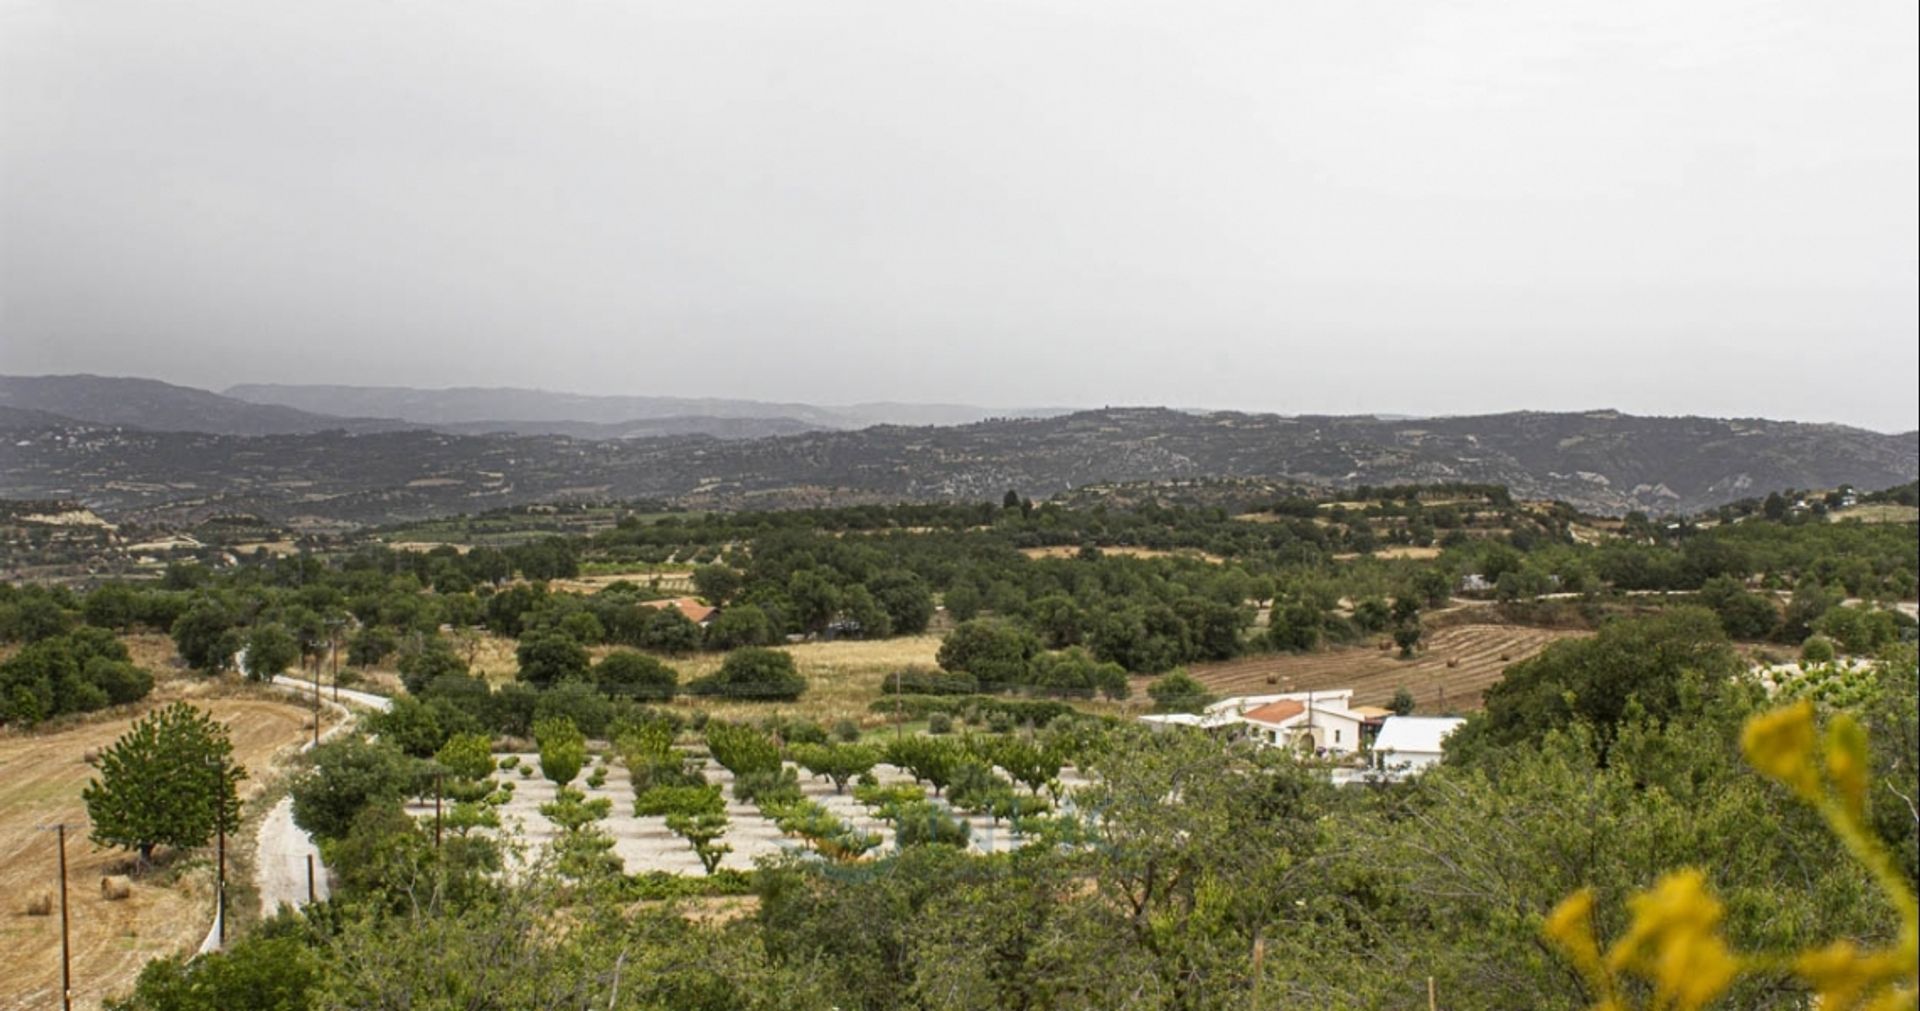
[3, 0, 1915, 431]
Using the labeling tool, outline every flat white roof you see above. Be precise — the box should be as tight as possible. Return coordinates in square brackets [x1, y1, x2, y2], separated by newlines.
[1372, 716, 1466, 755]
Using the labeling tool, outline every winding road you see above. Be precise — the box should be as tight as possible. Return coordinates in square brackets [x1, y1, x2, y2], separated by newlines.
[200, 677, 391, 952]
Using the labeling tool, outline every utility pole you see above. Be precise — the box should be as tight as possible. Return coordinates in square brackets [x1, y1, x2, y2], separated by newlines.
[38, 824, 74, 1011]
[311, 663, 322, 748]
[434, 772, 444, 850]
[328, 617, 343, 703]
[306, 853, 316, 905]
[207, 757, 227, 949]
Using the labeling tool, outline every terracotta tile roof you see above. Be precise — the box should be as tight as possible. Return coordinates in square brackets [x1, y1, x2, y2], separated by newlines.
[642, 597, 717, 624]
[1241, 699, 1305, 726]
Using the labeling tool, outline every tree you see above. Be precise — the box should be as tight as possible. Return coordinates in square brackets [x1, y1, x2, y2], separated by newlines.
[516, 630, 590, 689]
[688, 648, 807, 701]
[666, 810, 732, 875]
[691, 565, 744, 605]
[936, 620, 1039, 691]
[396, 634, 468, 694]
[705, 721, 782, 778]
[1147, 671, 1214, 713]
[638, 606, 703, 654]
[1390, 687, 1417, 716]
[171, 603, 240, 673]
[1393, 621, 1423, 658]
[1450, 608, 1746, 763]
[435, 732, 497, 782]
[290, 736, 414, 840]
[0, 629, 151, 727]
[83, 702, 245, 864]
[706, 604, 778, 649]
[790, 742, 879, 794]
[594, 649, 678, 701]
[535, 716, 588, 786]
[241, 623, 299, 682]
[108, 931, 321, 1011]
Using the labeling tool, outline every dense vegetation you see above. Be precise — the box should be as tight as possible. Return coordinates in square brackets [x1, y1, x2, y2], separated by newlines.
[3, 483, 1915, 1008]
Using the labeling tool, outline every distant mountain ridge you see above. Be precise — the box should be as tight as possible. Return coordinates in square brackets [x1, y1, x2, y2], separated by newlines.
[224, 382, 1069, 429]
[0, 374, 416, 436]
[3, 387, 1913, 525]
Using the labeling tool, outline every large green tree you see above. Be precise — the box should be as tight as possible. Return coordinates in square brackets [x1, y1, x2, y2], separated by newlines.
[83, 703, 245, 863]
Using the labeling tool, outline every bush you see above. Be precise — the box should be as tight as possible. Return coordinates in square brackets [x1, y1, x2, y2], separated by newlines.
[832, 718, 862, 743]
[878, 667, 979, 696]
[926, 712, 953, 735]
[1147, 672, 1215, 714]
[593, 650, 678, 701]
[1801, 635, 1837, 664]
[290, 737, 413, 841]
[935, 620, 1039, 691]
[687, 648, 806, 702]
[515, 630, 590, 689]
[534, 717, 587, 786]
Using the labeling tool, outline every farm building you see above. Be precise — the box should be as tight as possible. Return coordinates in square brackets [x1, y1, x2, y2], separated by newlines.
[640, 597, 718, 626]
[1370, 716, 1466, 774]
[1202, 690, 1369, 755]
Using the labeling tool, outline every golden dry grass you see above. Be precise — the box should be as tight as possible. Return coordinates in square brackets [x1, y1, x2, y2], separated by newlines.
[0, 694, 319, 1010]
[1832, 504, 1920, 524]
[600, 635, 945, 727]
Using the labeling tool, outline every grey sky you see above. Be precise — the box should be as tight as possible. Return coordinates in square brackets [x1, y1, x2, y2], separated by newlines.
[3, 0, 1915, 431]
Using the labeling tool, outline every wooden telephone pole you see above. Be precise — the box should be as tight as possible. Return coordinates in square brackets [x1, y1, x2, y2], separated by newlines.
[38, 824, 74, 1011]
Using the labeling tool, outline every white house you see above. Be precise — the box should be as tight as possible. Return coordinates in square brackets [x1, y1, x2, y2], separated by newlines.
[1200, 691, 1369, 755]
[1370, 716, 1466, 774]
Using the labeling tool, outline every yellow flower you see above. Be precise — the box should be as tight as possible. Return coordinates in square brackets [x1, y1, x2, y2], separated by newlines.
[1604, 870, 1738, 1010]
[1825, 714, 1871, 821]
[1742, 701, 1821, 801]
[1545, 889, 1610, 993]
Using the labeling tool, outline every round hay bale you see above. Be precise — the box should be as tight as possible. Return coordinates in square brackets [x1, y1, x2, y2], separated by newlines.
[1378, 640, 1392, 652]
[1446, 658, 1459, 669]
[1499, 652, 1512, 662]
[82, 748, 101, 765]
[1264, 674, 1278, 686]
[25, 892, 53, 916]
[100, 875, 133, 901]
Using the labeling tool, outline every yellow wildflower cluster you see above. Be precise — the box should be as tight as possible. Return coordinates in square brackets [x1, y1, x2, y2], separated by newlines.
[1543, 701, 1918, 1011]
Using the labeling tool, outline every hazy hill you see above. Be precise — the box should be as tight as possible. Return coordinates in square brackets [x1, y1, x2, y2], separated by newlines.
[0, 374, 415, 436]
[224, 382, 1067, 429]
[3, 402, 1912, 526]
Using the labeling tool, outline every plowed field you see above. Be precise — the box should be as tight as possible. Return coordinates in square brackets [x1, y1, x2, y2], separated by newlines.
[1183, 624, 1587, 713]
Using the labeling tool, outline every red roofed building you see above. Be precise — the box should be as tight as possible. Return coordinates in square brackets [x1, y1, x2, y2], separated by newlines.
[641, 597, 718, 626]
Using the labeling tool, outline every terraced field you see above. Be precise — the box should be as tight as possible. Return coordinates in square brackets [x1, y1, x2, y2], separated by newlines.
[1184, 623, 1588, 713]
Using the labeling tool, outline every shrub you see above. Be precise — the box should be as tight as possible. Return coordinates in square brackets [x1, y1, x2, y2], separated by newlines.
[434, 732, 496, 782]
[1147, 672, 1215, 714]
[892, 801, 972, 849]
[687, 648, 806, 701]
[534, 717, 587, 786]
[1801, 635, 1836, 664]
[594, 650, 678, 701]
[832, 718, 862, 743]
[878, 667, 979, 696]
[926, 712, 953, 735]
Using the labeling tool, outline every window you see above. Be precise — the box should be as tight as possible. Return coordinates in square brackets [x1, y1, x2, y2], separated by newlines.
[1334, 729, 1342, 744]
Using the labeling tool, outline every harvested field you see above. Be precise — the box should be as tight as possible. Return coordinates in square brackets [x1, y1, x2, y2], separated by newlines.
[642, 635, 945, 726]
[0, 697, 316, 1011]
[1332, 545, 1443, 561]
[1182, 624, 1587, 714]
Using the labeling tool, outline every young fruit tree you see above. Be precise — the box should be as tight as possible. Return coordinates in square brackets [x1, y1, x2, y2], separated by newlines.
[82, 702, 245, 865]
